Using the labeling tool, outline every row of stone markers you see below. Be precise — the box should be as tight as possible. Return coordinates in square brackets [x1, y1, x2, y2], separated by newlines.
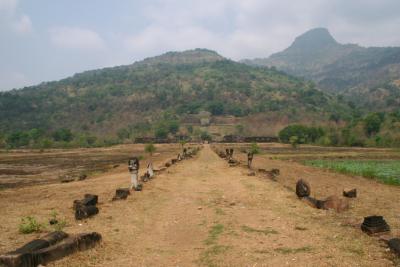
[0, 146, 202, 267]
[295, 179, 400, 257]
[112, 145, 202, 201]
[212, 145, 400, 258]
[213, 147, 280, 180]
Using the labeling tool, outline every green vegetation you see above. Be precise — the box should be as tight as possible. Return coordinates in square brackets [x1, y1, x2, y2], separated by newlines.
[199, 223, 230, 267]
[305, 160, 400, 185]
[0, 49, 352, 147]
[199, 245, 231, 267]
[289, 136, 299, 148]
[278, 110, 400, 148]
[200, 131, 212, 141]
[274, 246, 313, 254]
[1, 48, 398, 149]
[279, 125, 324, 144]
[144, 143, 156, 156]
[19, 211, 68, 234]
[241, 225, 278, 235]
[49, 210, 67, 231]
[249, 142, 261, 154]
[0, 127, 118, 149]
[19, 216, 44, 234]
[204, 224, 224, 245]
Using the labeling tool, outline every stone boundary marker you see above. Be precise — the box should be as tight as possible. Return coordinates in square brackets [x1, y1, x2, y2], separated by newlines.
[0, 231, 101, 267]
[73, 194, 99, 220]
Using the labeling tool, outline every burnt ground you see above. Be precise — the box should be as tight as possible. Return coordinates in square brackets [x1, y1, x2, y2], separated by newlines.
[0, 144, 180, 189]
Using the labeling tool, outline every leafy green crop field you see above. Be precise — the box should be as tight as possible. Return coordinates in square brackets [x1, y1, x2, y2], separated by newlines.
[304, 160, 400, 185]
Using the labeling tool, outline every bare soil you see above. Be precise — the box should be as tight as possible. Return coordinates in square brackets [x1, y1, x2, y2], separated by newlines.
[0, 144, 398, 266]
[0, 144, 179, 189]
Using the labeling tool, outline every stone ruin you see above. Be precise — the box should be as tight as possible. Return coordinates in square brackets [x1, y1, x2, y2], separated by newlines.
[295, 179, 349, 213]
[388, 238, 400, 256]
[0, 231, 101, 267]
[361, 216, 390, 235]
[296, 179, 311, 198]
[113, 188, 130, 201]
[73, 194, 99, 220]
[343, 188, 357, 198]
[247, 152, 254, 168]
[218, 151, 227, 158]
[141, 163, 154, 183]
[258, 168, 280, 180]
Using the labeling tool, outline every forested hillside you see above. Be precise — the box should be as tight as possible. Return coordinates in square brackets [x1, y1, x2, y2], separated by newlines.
[0, 49, 351, 147]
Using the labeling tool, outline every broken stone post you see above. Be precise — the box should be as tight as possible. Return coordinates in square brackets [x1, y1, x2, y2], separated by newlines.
[296, 179, 311, 198]
[361, 216, 390, 235]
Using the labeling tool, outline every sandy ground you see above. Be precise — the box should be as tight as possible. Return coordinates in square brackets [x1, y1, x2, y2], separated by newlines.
[0, 144, 398, 266]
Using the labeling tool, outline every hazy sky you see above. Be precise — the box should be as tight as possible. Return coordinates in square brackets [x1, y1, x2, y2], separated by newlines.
[1, 0, 400, 91]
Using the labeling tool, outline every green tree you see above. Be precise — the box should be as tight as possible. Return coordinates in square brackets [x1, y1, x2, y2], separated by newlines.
[117, 128, 130, 140]
[249, 142, 260, 154]
[289, 136, 299, 148]
[364, 113, 384, 137]
[6, 131, 30, 148]
[155, 124, 168, 139]
[207, 101, 224, 115]
[179, 140, 187, 149]
[200, 131, 212, 141]
[279, 124, 324, 144]
[52, 128, 73, 142]
[144, 143, 156, 156]
[168, 120, 180, 134]
[28, 128, 43, 142]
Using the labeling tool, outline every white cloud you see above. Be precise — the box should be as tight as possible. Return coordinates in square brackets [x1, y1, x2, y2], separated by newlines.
[123, 0, 400, 60]
[13, 14, 32, 34]
[0, 0, 33, 35]
[0, 0, 17, 14]
[49, 27, 106, 50]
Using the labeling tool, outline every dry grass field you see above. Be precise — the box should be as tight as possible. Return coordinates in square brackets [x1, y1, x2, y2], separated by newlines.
[1, 143, 400, 266]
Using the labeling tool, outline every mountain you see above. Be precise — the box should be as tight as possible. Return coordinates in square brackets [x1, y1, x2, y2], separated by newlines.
[0, 49, 350, 138]
[242, 28, 400, 110]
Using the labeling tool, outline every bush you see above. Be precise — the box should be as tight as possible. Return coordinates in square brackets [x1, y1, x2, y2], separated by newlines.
[49, 210, 67, 231]
[249, 142, 261, 154]
[364, 113, 384, 137]
[200, 131, 212, 141]
[144, 143, 156, 155]
[19, 216, 43, 234]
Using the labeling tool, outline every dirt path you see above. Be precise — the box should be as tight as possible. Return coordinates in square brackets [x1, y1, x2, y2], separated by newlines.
[50, 145, 392, 266]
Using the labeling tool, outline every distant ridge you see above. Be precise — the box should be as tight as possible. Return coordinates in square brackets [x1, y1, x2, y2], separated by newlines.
[242, 28, 400, 110]
[139, 48, 225, 65]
